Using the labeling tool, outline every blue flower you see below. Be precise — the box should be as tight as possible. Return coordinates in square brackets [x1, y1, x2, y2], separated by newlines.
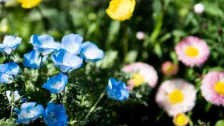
[30, 35, 60, 55]
[61, 34, 83, 54]
[42, 73, 68, 93]
[0, 62, 19, 84]
[107, 78, 129, 101]
[80, 42, 104, 62]
[6, 90, 21, 102]
[51, 49, 83, 73]
[0, 35, 21, 55]
[43, 103, 68, 126]
[14, 102, 44, 124]
[24, 50, 47, 69]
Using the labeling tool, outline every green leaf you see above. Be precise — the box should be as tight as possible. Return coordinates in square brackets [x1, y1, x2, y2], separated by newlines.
[215, 120, 224, 126]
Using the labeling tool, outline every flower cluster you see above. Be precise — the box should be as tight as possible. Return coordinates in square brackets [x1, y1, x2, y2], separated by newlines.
[0, 34, 106, 125]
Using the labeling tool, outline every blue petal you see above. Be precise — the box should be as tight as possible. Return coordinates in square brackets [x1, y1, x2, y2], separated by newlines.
[119, 89, 129, 101]
[16, 102, 44, 124]
[30, 35, 60, 55]
[0, 73, 13, 84]
[43, 103, 68, 126]
[107, 78, 129, 101]
[0, 35, 21, 55]
[51, 49, 83, 73]
[80, 41, 104, 62]
[0, 62, 19, 75]
[24, 50, 46, 69]
[42, 73, 68, 93]
[61, 34, 83, 54]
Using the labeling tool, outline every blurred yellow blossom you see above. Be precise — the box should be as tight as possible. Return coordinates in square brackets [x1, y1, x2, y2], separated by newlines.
[106, 0, 136, 21]
[173, 113, 189, 126]
[17, 0, 42, 9]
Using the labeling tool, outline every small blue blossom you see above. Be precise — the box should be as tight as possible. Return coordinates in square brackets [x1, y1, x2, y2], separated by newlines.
[14, 102, 44, 124]
[42, 73, 68, 94]
[0, 35, 21, 55]
[6, 90, 21, 102]
[80, 42, 104, 62]
[43, 103, 68, 126]
[30, 35, 60, 55]
[51, 49, 83, 73]
[61, 34, 83, 54]
[0, 62, 19, 84]
[24, 50, 47, 69]
[107, 78, 129, 101]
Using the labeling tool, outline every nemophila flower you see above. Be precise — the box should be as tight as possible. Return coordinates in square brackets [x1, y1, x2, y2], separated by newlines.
[0, 35, 21, 55]
[122, 62, 158, 89]
[6, 90, 21, 102]
[175, 36, 209, 67]
[30, 35, 60, 56]
[61, 34, 83, 55]
[51, 49, 83, 73]
[14, 102, 44, 124]
[0, 62, 20, 84]
[17, 0, 42, 9]
[136, 31, 145, 40]
[42, 73, 68, 94]
[201, 71, 224, 106]
[106, 0, 136, 21]
[161, 61, 179, 76]
[43, 103, 68, 126]
[24, 50, 47, 69]
[80, 42, 104, 62]
[156, 79, 196, 116]
[173, 113, 189, 126]
[194, 3, 204, 15]
[107, 78, 129, 101]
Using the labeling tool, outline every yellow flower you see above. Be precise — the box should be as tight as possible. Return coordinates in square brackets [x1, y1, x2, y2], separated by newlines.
[17, 0, 42, 9]
[173, 113, 189, 126]
[106, 0, 136, 21]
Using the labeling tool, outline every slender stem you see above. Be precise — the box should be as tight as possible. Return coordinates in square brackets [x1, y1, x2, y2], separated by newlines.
[123, 24, 128, 62]
[10, 90, 14, 119]
[83, 88, 106, 121]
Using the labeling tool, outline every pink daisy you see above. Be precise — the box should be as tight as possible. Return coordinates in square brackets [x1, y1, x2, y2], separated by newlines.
[156, 79, 196, 116]
[161, 61, 179, 76]
[201, 71, 224, 106]
[122, 62, 158, 89]
[175, 36, 210, 67]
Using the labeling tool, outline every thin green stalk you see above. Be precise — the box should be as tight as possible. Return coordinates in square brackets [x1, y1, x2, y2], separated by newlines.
[83, 88, 106, 121]
[123, 25, 128, 62]
[10, 90, 14, 119]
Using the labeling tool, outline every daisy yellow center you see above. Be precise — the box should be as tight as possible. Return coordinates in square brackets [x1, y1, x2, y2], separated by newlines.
[214, 81, 224, 95]
[185, 46, 199, 57]
[132, 74, 144, 87]
[167, 65, 175, 73]
[168, 89, 184, 104]
[173, 113, 188, 126]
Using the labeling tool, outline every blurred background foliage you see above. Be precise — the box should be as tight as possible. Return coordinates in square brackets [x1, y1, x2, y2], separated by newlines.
[1, 0, 224, 125]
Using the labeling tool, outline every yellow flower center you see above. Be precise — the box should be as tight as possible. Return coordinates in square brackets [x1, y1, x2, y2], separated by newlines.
[173, 113, 189, 126]
[168, 89, 184, 104]
[214, 81, 224, 95]
[185, 46, 199, 57]
[132, 74, 144, 87]
[167, 65, 175, 73]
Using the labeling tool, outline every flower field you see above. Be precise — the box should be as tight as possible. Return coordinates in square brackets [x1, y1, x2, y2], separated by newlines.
[0, 0, 224, 126]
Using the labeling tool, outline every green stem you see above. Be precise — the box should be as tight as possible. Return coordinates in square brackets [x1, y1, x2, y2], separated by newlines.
[10, 90, 14, 119]
[123, 24, 128, 62]
[83, 88, 106, 121]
